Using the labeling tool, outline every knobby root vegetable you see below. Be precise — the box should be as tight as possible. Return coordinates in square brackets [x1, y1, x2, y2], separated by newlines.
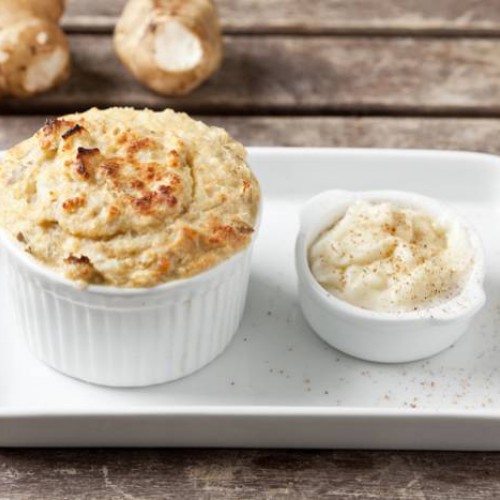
[0, 0, 70, 98]
[114, 0, 223, 96]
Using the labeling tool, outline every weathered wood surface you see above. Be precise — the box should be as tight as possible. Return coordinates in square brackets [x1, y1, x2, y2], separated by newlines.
[3, 35, 500, 115]
[2, 115, 500, 153]
[63, 0, 500, 35]
[1, 449, 500, 499]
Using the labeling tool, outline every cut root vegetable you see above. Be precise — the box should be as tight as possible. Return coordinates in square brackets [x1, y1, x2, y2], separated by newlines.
[0, 0, 70, 98]
[114, 0, 223, 96]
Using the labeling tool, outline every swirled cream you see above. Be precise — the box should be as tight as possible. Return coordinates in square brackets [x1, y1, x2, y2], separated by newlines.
[309, 200, 474, 313]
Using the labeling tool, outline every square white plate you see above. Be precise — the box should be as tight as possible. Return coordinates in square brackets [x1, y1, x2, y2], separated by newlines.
[2, 147, 500, 449]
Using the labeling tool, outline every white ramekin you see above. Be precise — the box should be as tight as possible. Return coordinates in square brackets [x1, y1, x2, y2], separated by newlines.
[0, 225, 259, 387]
[296, 190, 486, 363]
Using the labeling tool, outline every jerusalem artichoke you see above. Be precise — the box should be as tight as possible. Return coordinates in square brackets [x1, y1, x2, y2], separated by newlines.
[114, 0, 223, 96]
[0, 0, 70, 98]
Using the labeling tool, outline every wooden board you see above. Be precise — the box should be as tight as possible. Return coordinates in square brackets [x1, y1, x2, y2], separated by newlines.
[63, 0, 500, 35]
[3, 35, 500, 115]
[1, 449, 500, 498]
[2, 115, 500, 152]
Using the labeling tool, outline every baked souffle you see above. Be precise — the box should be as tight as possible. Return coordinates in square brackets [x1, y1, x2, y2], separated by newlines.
[0, 107, 260, 287]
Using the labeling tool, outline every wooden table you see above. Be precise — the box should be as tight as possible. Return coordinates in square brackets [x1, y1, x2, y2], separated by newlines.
[2, 1, 500, 497]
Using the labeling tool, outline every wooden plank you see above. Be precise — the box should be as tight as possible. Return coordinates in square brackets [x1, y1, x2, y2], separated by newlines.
[62, 0, 500, 35]
[2, 35, 500, 115]
[2, 115, 500, 153]
[1, 449, 500, 498]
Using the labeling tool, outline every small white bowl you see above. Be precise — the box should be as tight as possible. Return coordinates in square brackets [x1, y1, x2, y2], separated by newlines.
[0, 222, 259, 387]
[295, 190, 486, 363]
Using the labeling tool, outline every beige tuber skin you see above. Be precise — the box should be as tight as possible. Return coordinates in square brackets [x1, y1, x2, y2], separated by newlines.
[0, 0, 70, 98]
[114, 0, 223, 96]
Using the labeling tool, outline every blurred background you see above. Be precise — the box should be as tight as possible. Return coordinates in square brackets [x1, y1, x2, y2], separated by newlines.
[1, 0, 500, 151]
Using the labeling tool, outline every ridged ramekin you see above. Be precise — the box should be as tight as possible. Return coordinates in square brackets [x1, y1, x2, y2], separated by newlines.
[296, 190, 486, 363]
[0, 227, 258, 387]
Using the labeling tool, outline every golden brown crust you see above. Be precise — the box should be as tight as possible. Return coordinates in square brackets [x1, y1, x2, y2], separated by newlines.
[0, 107, 260, 287]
